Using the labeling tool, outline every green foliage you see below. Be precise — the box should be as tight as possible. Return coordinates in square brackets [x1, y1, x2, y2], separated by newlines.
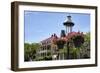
[84, 32, 90, 42]
[24, 43, 41, 61]
[31, 43, 41, 51]
[36, 57, 44, 61]
[70, 47, 80, 59]
[47, 51, 51, 56]
[24, 43, 31, 52]
[36, 56, 52, 61]
[43, 56, 52, 60]
[59, 48, 67, 54]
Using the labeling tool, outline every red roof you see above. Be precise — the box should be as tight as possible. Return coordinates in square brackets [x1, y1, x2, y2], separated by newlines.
[40, 32, 84, 44]
[40, 33, 58, 43]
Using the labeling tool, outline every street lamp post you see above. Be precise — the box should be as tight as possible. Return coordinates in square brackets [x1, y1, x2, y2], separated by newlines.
[63, 15, 74, 59]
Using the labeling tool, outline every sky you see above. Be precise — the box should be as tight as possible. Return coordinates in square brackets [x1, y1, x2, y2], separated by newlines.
[24, 11, 90, 43]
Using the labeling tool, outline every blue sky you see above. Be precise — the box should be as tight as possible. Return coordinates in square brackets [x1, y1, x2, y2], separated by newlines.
[24, 11, 90, 43]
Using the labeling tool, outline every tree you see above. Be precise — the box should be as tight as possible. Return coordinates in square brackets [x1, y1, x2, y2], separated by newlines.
[24, 43, 31, 61]
[24, 43, 41, 61]
[84, 32, 90, 42]
[80, 32, 90, 58]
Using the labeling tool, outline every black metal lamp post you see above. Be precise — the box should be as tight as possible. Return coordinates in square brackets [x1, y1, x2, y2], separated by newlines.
[63, 15, 74, 59]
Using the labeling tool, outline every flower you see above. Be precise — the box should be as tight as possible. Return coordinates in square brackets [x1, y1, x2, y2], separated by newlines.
[52, 31, 84, 48]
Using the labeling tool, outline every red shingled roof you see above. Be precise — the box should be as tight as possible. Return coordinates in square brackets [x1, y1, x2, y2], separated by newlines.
[40, 33, 58, 43]
[40, 32, 84, 44]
